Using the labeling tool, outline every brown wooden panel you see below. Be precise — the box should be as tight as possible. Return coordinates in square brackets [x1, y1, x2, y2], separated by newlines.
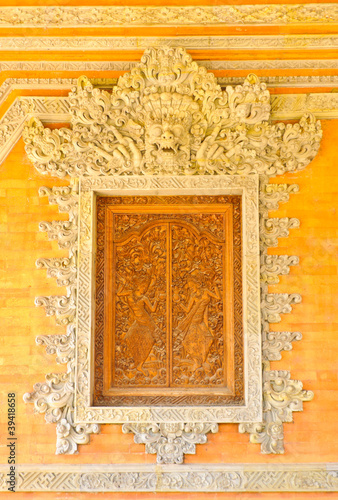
[94, 195, 244, 406]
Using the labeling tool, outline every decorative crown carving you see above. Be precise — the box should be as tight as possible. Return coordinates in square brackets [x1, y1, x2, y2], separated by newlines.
[23, 46, 322, 177]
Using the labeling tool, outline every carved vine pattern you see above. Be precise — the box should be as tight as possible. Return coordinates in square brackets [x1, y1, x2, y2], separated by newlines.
[94, 195, 244, 406]
[22, 46, 319, 462]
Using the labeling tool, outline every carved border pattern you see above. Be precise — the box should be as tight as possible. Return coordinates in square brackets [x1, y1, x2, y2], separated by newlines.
[2, 59, 338, 72]
[1, 464, 338, 493]
[0, 4, 336, 27]
[77, 175, 261, 428]
[21, 47, 320, 463]
[1, 35, 338, 51]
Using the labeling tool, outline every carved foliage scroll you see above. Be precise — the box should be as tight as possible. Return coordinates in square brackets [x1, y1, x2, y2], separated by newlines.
[94, 195, 243, 407]
[23, 47, 321, 179]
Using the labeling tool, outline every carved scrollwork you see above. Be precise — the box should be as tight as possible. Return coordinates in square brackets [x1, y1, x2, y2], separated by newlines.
[260, 254, 299, 285]
[36, 257, 77, 287]
[36, 324, 75, 364]
[35, 294, 76, 326]
[260, 217, 300, 250]
[239, 370, 313, 454]
[23, 46, 322, 178]
[122, 422, 218, 464]
[24, 180, 100, 453]
[0, 5, 337, 28]
[261, 293, 302, 324]
[263, 331, 302, 361]
[23, 372, 99, 454]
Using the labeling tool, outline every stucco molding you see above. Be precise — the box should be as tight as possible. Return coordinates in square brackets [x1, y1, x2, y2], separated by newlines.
[2, 73, 338, 108]
[0, 35, 338, 51]
[0, 464, 337, 492]
[2, 59, 338, 72]
[21, 47, 319, 462]
[0, 4, 336, 27]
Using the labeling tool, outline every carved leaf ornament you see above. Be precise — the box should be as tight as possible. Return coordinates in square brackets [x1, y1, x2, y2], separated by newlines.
[22, 46, 321, 462]
[23, 46, 321, 178]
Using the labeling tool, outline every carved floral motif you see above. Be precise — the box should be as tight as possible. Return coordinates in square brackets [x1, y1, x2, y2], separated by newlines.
[122, 422, 219, 464]
[95, 195, 243, 403]
[23, 46, 321, 178]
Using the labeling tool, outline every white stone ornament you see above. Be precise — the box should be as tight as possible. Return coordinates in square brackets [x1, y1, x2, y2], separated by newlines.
[23, 47, 321, 179]
[122, 422, 219, 464]
[22, 46, 321, 463]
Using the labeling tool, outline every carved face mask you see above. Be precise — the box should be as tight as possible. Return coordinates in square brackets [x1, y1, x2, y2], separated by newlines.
[145, 120, 190, 170]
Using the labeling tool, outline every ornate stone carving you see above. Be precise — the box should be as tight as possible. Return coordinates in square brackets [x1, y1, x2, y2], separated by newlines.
[36, 257, 77, 288]
[23, 48, 321, 179]
[23, 372, 99, 455]
[1, 463, 337, 492]
[22, 47, 320, 461]
[261, 293, 302, 324]
[263, 331, 302, 361]
[23, 181, 100, 454]
[1, 92, 333, 168]
[0, 5, 336, 27]
[36, 324, 75, 365]
[75, 175, 261, 431]
[3, 59, 338, 73]
[239, 370, 313, 454]
[237, 176, 314, 454]
[123, 422, 218, 464]
[0, 78, 78, 107]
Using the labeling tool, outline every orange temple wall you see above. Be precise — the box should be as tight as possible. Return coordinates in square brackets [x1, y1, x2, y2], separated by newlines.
[0, 115, 337, 499]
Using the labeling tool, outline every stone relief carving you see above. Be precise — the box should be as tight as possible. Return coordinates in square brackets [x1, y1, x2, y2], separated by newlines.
[0, 5, 337, 27]
[240, 177, 314, 454]
[21, 47, 321, 462]
[0, 463, 337, 492]
[122, 422, 219, 465]
[3, 59, 338, 73]
[23, 183, 100, 454]
[1, 90, 335, 166]
[239, 370, 313, 454]
[75, 175, 261, 449]
[23, 47, 320, 180]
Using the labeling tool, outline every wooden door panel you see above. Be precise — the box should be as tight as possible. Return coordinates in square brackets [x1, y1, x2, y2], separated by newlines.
[94, 195, 244, 407]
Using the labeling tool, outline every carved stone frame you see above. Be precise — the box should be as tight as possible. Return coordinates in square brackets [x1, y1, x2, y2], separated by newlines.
[76, 175, 261, 426]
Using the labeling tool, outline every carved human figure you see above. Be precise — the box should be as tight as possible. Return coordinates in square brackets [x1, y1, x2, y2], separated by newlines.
[177, 278, 221, 370]
[117, 277, 162, 374]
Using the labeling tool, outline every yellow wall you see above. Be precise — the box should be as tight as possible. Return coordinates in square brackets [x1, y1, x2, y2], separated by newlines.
[0, 117, 337, 499]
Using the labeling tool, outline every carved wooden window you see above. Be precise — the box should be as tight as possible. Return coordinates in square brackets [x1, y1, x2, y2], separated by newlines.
[94, 195, 244, 406]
